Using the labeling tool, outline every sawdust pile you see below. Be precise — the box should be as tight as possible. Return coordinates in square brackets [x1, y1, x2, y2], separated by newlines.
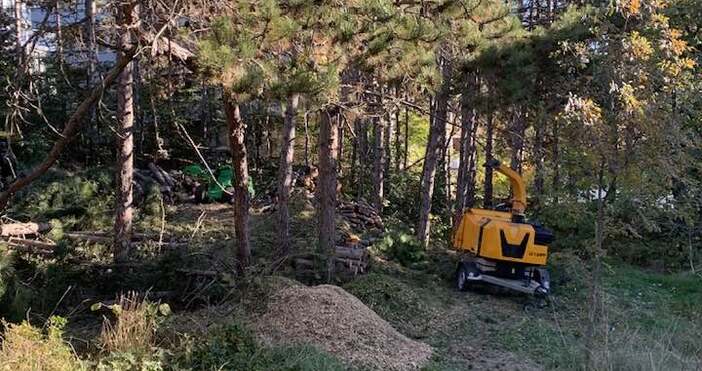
[255, 284, 433, 370]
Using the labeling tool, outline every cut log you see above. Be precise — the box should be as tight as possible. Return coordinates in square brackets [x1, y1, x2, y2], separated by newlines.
[335, 246, 369, 260]
[5, 238, 56, 255]
[176, 269, 218, 277]
[1, 222, 52, 236]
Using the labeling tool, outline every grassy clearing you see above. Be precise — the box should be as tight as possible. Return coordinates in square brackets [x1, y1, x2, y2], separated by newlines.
[343, 250, 702, 370]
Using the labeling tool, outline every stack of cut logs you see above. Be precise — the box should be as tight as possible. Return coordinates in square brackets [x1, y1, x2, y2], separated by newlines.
[338, 200, 384, 233]
[292, 200, 385, 279]
[292, 239, 370, 279]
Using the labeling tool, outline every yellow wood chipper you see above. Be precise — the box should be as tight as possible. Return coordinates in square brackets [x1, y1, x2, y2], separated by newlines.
[453, 159, 554, 297]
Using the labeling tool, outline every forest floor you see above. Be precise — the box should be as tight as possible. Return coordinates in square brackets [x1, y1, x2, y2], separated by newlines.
[6, 184, 702, 370]
[162, 201, 702, 370]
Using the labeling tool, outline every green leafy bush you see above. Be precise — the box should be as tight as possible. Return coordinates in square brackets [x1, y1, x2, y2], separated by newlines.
[374, 228, 425, 266]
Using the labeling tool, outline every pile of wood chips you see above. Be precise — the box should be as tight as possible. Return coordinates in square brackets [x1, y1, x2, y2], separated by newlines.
[255, 283, 432, 370]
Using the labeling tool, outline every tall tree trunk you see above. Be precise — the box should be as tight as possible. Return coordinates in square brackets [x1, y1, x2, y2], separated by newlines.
[356, 118, 369, 200]
[586, 159, 606, 368]
[372, 115, 386, 212]
[384, 108, 394, 178]
[533, 113, 546, 210]
[14, 0, 23, 67]
[552, 120, 560, 204]
[304, 112, 310, 167]
[337, 115, 344, 177]
[277, 94, 299, 255]
[483, 100, 495, 208]
[114, 1, 138, 261]
[403, 105, 409, 170]
[55, 1, 63, 67]
[454, 76, 478, 229]
[510, 106, 526, 173]
[350, 118, 359, 189]
[443, 111, 456, 218]
[86, 0, 97, 84]
[394, 102, 402, 173]
[317, 108, 339, 282]
[417, 59, 450, 247]
[85, 0, 98, 153]
[223, 94, 251, 273]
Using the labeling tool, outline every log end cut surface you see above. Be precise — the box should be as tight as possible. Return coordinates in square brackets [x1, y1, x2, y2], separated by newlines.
[255, 284, 432, 370]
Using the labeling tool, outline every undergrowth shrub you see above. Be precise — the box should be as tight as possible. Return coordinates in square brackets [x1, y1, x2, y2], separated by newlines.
[384, 172, 421, 222]
[0, 316, 83, 371]
[95, 292, 172, 370]
[0, 247, 14, 301]
[0, 248, 33, 322]
[11, 169, 113, 231]
[373, 227, 425, 266]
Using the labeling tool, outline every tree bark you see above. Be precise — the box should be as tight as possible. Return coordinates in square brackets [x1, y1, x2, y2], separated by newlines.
[114, 1, 138, 261]
[224, 94, 252, 273]
[0, 53, 135, 210]
[417, 59, 450, 248]
[277, 94, 300, 255]
[317, 108, 339, 282]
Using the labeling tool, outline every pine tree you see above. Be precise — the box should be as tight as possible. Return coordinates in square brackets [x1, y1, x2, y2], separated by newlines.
[114, 0, 139, 261]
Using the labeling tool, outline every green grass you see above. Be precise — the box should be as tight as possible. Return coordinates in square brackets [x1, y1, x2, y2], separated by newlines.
[341, 252, 702, 371]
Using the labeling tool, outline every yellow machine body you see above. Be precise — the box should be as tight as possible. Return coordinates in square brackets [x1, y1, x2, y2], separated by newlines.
[452, 161, 549, 266]
[452, 208, 548, 266]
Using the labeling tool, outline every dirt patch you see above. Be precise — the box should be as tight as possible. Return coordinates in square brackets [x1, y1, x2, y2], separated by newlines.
[254, 284, 433, 370]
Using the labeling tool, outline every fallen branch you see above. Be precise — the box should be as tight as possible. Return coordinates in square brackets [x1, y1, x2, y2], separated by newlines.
[5, 238, 56, 255]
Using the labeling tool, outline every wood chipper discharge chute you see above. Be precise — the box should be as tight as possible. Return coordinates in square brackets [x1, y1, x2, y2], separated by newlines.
[452, 159, 554, 297]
